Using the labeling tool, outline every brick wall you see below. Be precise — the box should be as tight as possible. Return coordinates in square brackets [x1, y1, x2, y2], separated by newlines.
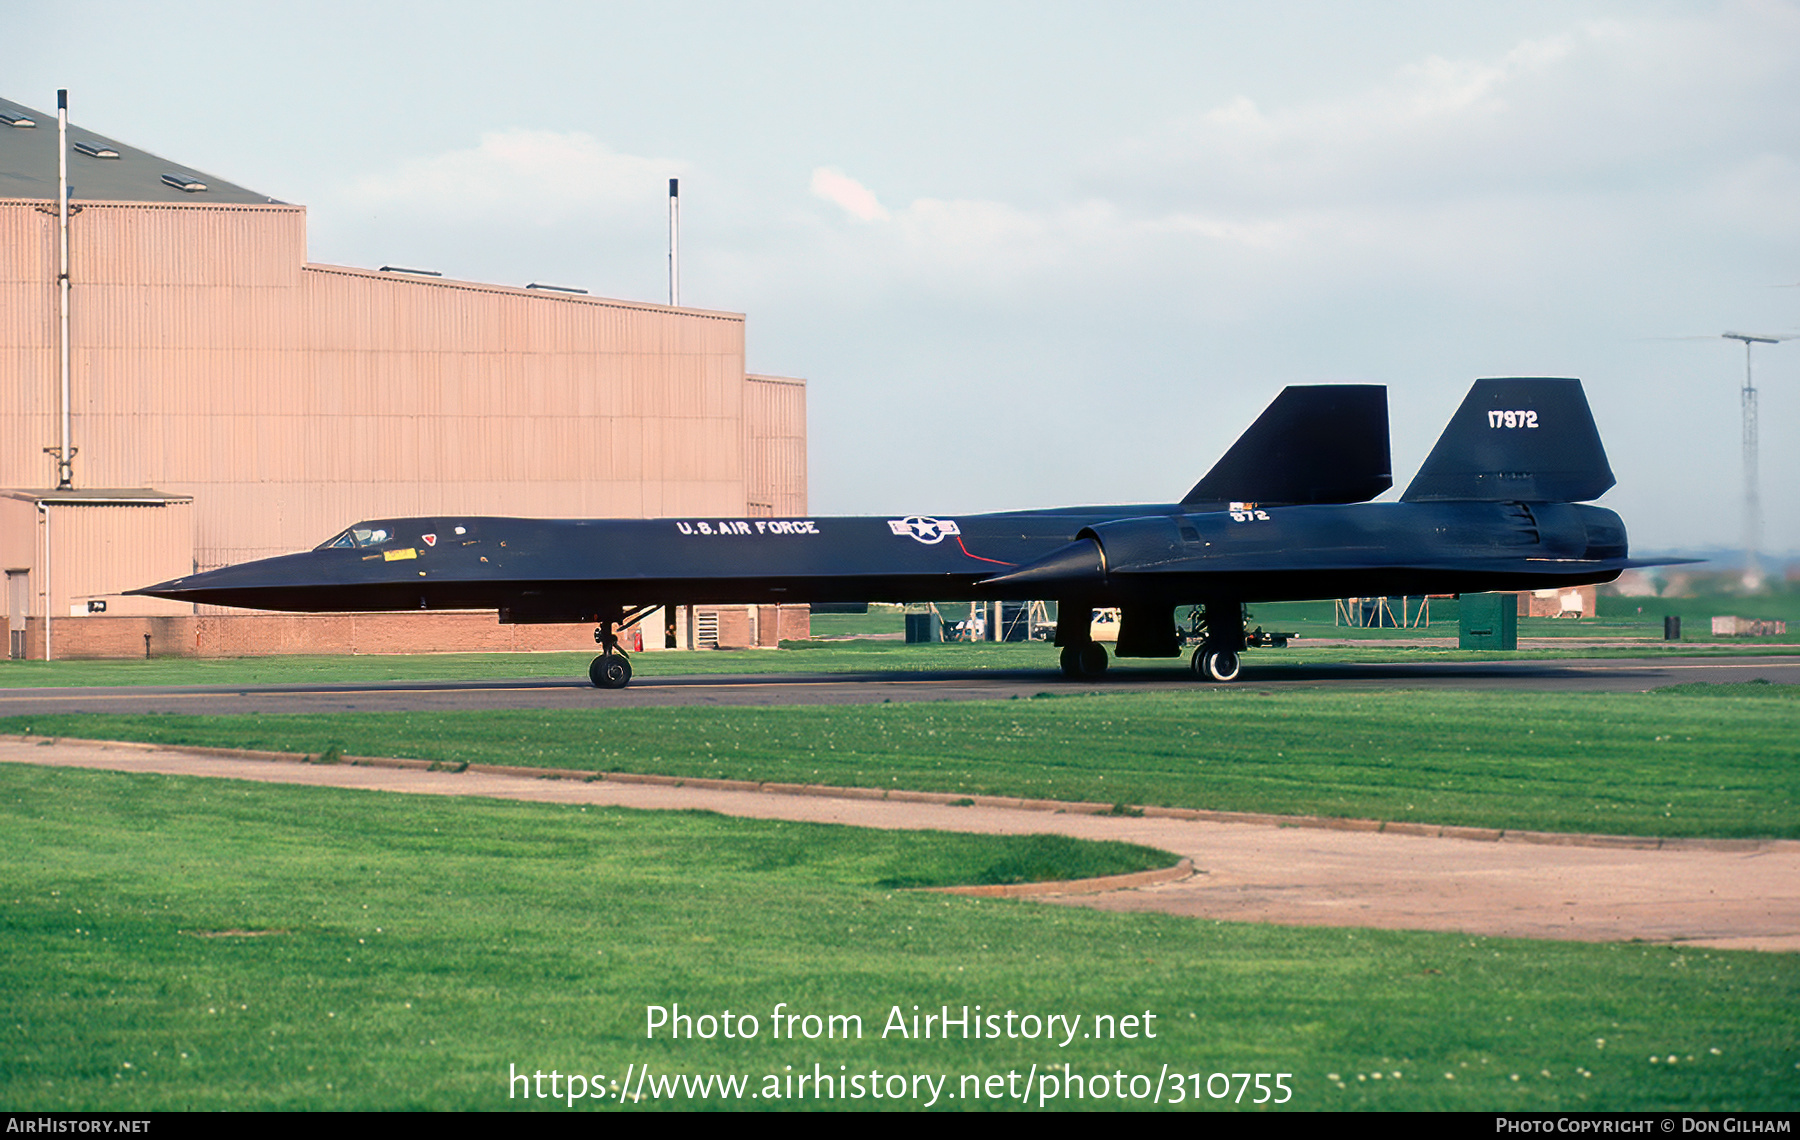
[11, 604, 810, 659]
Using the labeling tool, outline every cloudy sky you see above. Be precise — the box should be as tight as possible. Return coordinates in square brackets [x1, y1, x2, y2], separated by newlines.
[7, 1, 1799, 555]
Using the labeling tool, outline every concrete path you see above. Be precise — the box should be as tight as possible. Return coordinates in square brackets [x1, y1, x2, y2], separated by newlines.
[6, 735, 1795, 954]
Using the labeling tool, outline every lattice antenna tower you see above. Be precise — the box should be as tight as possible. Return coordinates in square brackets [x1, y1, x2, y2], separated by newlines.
[1721, 332, 1791, 588]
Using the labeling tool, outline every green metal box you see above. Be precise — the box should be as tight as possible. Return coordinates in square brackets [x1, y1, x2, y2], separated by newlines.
[1458, 593, 1518, 650]
[904, 611, 941, 644]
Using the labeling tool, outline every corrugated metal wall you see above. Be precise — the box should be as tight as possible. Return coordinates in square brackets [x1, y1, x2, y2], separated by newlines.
[0, 198, 806, 641]
[1, 199, 800, 589]
[743, 374, 808, 517]
[0, 203, 60, 484]
[43, 502, 193, 616]
[0, 497, 36, 574]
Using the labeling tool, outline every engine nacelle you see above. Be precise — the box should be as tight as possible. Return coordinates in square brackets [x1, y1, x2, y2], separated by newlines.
[1080, 515, 1200, 574]
[978, 514, 1198, 590]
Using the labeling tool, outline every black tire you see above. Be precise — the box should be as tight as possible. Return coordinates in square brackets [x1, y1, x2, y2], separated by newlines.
[589, 652, 633, 689]
[1060, 642, 1109, 678]
[1200, 648, 1241, 682]
[1077, 641, 1109, 676]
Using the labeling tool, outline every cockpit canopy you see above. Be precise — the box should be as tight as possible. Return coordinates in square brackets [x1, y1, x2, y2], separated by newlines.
[317, 525, 393, 550]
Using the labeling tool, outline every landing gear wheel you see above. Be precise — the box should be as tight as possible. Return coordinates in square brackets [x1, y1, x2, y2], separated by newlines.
[1193, 647, 1240, 682]
[589, 651, 633, 689]
[1060, 641, 1110, 678]
[1060, 645, 1083, 678]
[1079, 642, 1109, 676]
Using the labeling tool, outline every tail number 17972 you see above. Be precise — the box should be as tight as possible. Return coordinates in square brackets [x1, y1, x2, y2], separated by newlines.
[1488, 410, 1539, 428]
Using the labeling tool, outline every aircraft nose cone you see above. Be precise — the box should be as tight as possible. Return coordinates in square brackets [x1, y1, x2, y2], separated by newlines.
[127, 550, 329, 606]
[127, 574, 199, 599]
[978, 536, 1105, 588]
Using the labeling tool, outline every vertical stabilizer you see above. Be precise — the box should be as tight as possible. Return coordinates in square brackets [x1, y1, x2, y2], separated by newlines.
[1183, 385, 1391, 506]
[1401, 378, 1614, 503]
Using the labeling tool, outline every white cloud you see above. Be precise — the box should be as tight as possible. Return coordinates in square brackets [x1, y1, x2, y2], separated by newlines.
[344, 129, 679, 222]
[1092, 11, 1800, 220]
[1189, 34, 1566, 147]
[764, 31, 1617, 304]
[809, 167, 889, 221]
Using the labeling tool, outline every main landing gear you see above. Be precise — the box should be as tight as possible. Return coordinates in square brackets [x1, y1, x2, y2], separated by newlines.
[1054, 599, 1110, 679]
[589, 604, 659, 690]
[1059, 641, 1109, 679]
[1189, 601, 1246, 683]
[1193, 645, 1240, 682]
[1052, 600, 1252, 683]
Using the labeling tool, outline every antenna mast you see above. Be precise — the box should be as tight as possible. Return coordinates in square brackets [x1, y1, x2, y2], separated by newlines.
[54, 89, 74, 489]
[1722, 332, 1782, 588]
[668, 178, 679, 307]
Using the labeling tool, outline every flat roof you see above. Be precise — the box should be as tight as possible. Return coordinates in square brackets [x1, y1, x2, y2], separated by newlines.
[3, 488, 194, 505]
[0, 96, 278, 206]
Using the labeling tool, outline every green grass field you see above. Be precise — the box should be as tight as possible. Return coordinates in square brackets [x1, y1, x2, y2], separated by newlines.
[5, 685, 1797, 839]
[5, 645, 1796, 1111]
[3, 764, 1794, 1112]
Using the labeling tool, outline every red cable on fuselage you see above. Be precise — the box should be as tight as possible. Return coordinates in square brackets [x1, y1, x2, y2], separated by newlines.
[955, 536, 1015, 566]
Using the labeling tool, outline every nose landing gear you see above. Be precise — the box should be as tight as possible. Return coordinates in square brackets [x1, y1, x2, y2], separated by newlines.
[589, 649, 632, 689]
[588, 604, 659, 689]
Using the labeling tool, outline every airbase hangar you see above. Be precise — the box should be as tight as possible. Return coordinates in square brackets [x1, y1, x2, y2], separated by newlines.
[0, 94, 809, 660]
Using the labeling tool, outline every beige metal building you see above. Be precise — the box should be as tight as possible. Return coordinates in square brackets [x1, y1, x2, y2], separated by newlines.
[0, 96, 807, 658]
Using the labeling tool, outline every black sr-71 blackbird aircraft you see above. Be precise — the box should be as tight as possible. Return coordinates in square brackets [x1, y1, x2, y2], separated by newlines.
[136, 378, 1651, 689]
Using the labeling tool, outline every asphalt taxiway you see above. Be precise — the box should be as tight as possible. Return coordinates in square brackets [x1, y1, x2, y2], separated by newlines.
[0, 653, 1795, 715]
